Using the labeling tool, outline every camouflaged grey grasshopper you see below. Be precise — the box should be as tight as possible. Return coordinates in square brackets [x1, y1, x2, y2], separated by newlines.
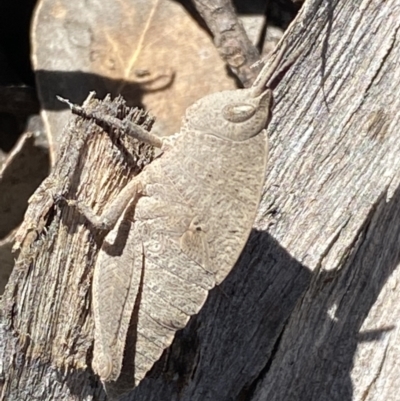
[60, 42, 296, 388]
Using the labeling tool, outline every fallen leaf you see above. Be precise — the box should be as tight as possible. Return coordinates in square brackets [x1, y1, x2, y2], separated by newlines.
[31, 0, 237, 159]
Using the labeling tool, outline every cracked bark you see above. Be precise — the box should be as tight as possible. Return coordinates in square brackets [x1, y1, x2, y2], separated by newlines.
[2, 0, 400, 400]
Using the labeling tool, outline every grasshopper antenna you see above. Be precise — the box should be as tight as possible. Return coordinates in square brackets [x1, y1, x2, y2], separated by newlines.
[251, 42, 302, 96]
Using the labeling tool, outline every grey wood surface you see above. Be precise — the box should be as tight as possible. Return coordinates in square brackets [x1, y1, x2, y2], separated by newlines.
[2, 0, 400, 400]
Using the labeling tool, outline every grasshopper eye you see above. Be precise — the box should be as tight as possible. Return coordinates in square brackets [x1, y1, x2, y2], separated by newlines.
[222, 103, 256, 123]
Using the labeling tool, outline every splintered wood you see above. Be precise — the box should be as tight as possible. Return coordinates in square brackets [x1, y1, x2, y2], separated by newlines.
[3, 95, 155, 400]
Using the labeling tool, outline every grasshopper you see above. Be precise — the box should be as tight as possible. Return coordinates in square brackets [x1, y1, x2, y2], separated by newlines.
[60, 42, 296, 388]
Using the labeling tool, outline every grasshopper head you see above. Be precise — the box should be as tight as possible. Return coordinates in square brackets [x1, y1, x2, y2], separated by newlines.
[184, 87, 273, 142]
[183, 44, 297, 142]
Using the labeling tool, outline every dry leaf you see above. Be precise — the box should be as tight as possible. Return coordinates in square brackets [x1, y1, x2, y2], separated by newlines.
[31, 0, 237, 159]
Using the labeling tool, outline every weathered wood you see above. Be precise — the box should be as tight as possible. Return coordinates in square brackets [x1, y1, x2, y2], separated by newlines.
[2, 0, 400, 400]
[0, 94, 155, 401]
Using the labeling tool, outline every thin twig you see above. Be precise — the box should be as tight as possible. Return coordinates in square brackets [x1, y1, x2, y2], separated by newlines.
[192, 0, 262, 87]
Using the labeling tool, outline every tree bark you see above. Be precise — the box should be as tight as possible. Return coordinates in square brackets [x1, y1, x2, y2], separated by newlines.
[2, 0, 400, 400]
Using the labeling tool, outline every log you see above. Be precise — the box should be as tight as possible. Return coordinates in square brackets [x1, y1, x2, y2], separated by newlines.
[2, 0, 400, 400]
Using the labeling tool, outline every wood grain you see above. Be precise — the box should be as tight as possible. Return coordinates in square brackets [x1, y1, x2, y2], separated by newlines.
[2, 0, 400, 400]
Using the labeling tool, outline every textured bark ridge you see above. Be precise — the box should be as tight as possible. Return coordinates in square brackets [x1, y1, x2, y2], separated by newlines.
[0, 94, 155, 401]
[2, 0, 400, 400]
